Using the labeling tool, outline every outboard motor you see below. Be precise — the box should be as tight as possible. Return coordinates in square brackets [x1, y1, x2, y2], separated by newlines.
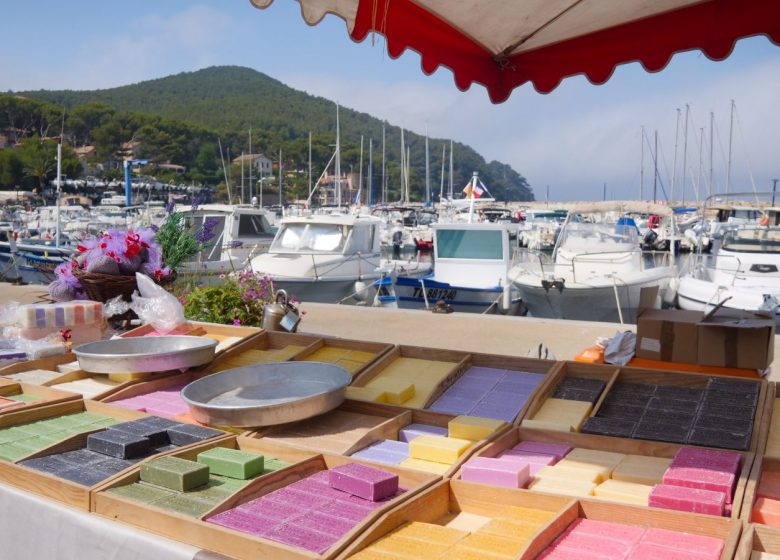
[642, 229, 658, 251]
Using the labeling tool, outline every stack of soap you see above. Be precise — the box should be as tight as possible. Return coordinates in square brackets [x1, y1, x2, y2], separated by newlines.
[358, 356, 458, 409]
[551, 376, 606, 403]
[649, 447, 741, 517]
[350, 440, 410, 465]
[141, 456, 209, 492]
[109, 384, 190, 418]
[109, 446, 286, 517]
[522, 398, 592, 432]
[751, 469, 780, 527]
[688, 377, 758, 451]
[531, 449, 626, 498]
[303, 347, 377, 376]
[405, 435, 471, 474]
[363, 378, 415, 405]
[398, 423, 448, 442]
[50, 377, 120, 399]
[428, 366, 545, 422]
[17, 301, 104, 345]
[448, 415, 505, 442]
[4, 369, 61, 385]
[329, 462, 399, 501]
[207, 465, 405, 554]
[629, 527, 724, 560]
[461, 440, 568, 488]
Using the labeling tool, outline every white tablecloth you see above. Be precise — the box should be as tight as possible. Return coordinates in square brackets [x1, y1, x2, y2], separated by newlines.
[0, 483, 230, 560]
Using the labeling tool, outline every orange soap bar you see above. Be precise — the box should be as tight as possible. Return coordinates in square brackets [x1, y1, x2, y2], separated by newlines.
[759, 471, 780, 501]
[753, 497, 780, 527]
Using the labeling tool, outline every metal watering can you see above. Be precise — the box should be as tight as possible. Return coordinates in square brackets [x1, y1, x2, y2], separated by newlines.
[262, 290, 301, 332]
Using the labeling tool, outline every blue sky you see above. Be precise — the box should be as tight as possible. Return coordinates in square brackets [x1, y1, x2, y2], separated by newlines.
[1, 1, 779, 201]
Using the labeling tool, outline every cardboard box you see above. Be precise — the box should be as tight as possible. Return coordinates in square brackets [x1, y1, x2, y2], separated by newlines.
[636, 308, 702, 364]
[697, 310, 775, 369]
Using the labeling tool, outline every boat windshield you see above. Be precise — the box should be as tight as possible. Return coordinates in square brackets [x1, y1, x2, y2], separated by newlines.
[721, 227, 780, 254]
[558, 222, 638, 254]
[271, 223, 349, 253]
[436, 229, 503, 260]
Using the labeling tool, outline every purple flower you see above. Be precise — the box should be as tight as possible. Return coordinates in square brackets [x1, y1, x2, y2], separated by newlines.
[191, 196, 202, 211]
[150, 224, 159, 233]
[232, 318, 241, 326]
[195, 218, 219, 244]
[165, 200, 175, 214]
[227, 240, 244, 249]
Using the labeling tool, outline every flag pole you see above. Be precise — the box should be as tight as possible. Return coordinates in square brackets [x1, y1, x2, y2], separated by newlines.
[468, 171, 477, 224]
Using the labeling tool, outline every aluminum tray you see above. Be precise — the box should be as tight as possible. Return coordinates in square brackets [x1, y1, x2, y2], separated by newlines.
[180, 361, 351, 427]
[74, 336, 218, 374]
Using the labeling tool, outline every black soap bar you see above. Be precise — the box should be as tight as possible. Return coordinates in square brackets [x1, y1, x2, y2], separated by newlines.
[632, 421, 689, 444]
[653, 386, 703, 402]
[135, 416, 182, 431]
[552, 387, 601, 403]
[695, 414, 754, 434]
[57, 448, 108, 466]
[702, 390, 759, 408]
[57, 467, 115, 487]
[581, 417, 636, 438]
[642, 407, 696, 425]
[151, 444, 179, 453]
[609, 382, 657, 396]
[557, 377, 606, 393]
[108, 420, 170, 446]
[87, 430, 150, 459]
[603, 392, 654, 408]
[20, 455, 72, 474]
[596, 402, 646, 421]
[706, 377, 760, 396]
[646, 397, 700, 413]
[688, 426, 751, 451]
[699, 401, 755, 420]
[165, 423, 223, 446]
[92, 456, 138, 474]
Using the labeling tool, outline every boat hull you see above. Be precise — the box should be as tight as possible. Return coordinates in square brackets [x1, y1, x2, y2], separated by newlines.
[271, 278, 376, 304]
[677, 275, 780, 324]
[394, 276, 523, 314]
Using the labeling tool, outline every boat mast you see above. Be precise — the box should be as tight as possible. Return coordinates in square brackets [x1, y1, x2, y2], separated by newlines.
[727, 99, 735, 194]
[671, 108, 681, 203]
[640, 125, 644, 200]
[308, 131, 312, 201]
[468, 172, 477, 223]
[278, 147, 283, 211]
[368, 138, 373, 206]
[682, 103, 689, 204]
[335, 103, 341, 208]
[406, 145, 411, 204]
[248, 129, 253, 202]
[358, 135, 364, 206]
[400, 128, 406, 203]
[439, 144, 446, 203]
[697, 127, 704, 204]
[381, 124, 386, 204]
[709, 111, 714, 195]
[653, 130, 658, 204]
[448, 140, 454, 200]
[55, 142, 62, 248]
[425, 127, 430, 207]
[240, 151, 245, 205]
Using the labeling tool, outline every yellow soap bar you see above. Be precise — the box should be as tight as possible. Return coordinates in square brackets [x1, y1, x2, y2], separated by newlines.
[520, 419, 574, 432]
[458, 532, 527, 558]
[535, 464, 605, 483]
[365, 378, 416, 404]
[445, 512, 492, 532]
[448, 416, 505, 441]
[530, 477, 596, 498]
[372, 535, 451, 558]
[409, 435, 471, 464]
[346, 386, 388, 403]
[441, 546, 508, 560]
[399, 457, 451, 475]
[107, 372, 149, 382]
[391, 522, 467, 545]
[351, 548, 408, 560]
[480, 518, 540, 540]
[612, 455, 671, 485]
[565, 448, 625, 470]
[531, 398, 592, 430]
[496, 506, 556, 526]
[593, 479, 652, 506]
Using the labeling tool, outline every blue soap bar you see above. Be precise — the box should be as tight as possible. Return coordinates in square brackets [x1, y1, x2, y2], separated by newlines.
[87, 430, 150, 459]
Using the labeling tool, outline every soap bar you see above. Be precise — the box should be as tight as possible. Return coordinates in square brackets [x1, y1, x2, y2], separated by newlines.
[448, 415, 505, 441]
[457, 531, 527, 558]
[663, 466, 736, 503]
[514, 441, 572, 461]
[565, 448, 625, 471]
[345, 386, 387, 403]
[329, 462, 399, 501]
[581, 416, 636, 438]
[351, 440, 409, 465]
[688, 426, 751, 451]
[612, 455, 671, 485]
[593, 479, 652, 505]
[197, 447, 264, 479]
[87, 430, 150, 459]
[109, 419, 170, 446]
[671, 447, 741, 473]
[759, 471, 780, 501]
[391, 521, 467, 545]
[629, 543, 721, 560]
[641, 527, 725, 558]
[520, 419, 575, 432]
[5, 370, 61, 385]
[536, 463, 608, 484]
[530, 477, 596, 497]
[140, 456, 210, 491]
[408, 435, 471, 464]
[398, 423, 448, 442]
[460, 456, 530, 489]
[398, 457, 450, 475]
[364, 378, 415, 405]
[753, 496, 780, 527]
[166, 423, 223, 445]
[649, 484, 725, 516]
[17, 301, 103, 328]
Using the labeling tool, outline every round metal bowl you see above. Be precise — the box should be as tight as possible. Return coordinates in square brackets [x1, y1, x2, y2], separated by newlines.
[180, 361, 351, 427]
[74, 336, 218, 374]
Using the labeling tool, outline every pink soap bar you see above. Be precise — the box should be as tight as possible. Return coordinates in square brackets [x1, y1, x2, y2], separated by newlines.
[662, 466, 736, 504]
[496, 452, 552, 477]
[641, 528, 724, 558]
[571, 519, 645, 544]
[629, 543, 719, 560]
[513, 441, 572, 460]
[538, 549, 611, 560]
[671, 447, 741, 474]
[328, 463, 399, 502]
[207, 508, 279, 537]
[266, 522, 339, 554]
[649, 484, 725, 516]
[552, 528, 633, 557]
[499, 449, 558, 465]
[460, 456, 530, 488]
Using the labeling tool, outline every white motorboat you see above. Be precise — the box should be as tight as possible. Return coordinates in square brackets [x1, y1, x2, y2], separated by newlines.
[511, 204, 676, 323]
[249, 213, 383, 303]
[391, 221, 522, 314]
[677, 220, 780, 323]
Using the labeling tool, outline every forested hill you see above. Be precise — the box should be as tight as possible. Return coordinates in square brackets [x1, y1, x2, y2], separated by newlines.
[16, 66, 533, 201]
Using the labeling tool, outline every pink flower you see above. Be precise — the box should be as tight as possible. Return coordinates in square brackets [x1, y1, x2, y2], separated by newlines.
[232, 318, 241, 326]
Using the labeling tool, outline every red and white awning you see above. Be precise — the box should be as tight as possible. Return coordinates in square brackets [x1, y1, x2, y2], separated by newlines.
[250, 0, 780, 103]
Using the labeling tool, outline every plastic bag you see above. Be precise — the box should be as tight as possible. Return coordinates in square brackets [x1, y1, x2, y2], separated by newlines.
[0, 301, 19, 327]
[603, 330, 636, 366]
[129, 273, 186, 334]
[103, 295, 131, 318]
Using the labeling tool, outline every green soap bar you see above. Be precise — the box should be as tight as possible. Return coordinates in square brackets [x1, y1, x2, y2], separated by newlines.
[262, 457, 290, 473]
[89, 417, 120, 428]
[210, 474, 251, 491]
[12, 422, 55, 437]
[186, 481, 234, 503]
[197, 447, 264, 480]
[140, 456, 210, 492]
[0, 440, 40, 461]
[154, 493, 215, 517]
[107, 482, 176, 504]
[7, 393, 42, 403]
[51, 414, 91, 428]
[0, 429, 21, 444]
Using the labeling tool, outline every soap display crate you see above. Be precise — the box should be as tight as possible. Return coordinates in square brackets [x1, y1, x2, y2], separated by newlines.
[423, 352, 558, 424]
[290, 337, 395, 378]
[334, 401, 511, 477]
[525, 497, 742, 560]
[40, 369, 154, 401]
[0, 353, 78, 377]
[520, 361, 620, 426]
[350, 345, 471, 409]
[758, 382, 779, 458]
[120, 320, 262, 357]
[741, 454, 780, 526]
[0, 380, 82, 415]
[336, 477, 574, 559]
[736, 523, 780, 559]
[202, 331, 323, 374]
[94, 444, 439, 560]
[456, 426, 755, 521]
[0, 400, 226, 510]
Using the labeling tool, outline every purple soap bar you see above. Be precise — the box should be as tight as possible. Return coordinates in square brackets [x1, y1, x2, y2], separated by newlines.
[513, 441, 572, 461]
[441, 385, 489, 400]
[208, 508, 279, 537]
[428, 396, 477, 415]
[470, 402, 521, 422]
[328, 463, 399, 502]
[450, 376, 499, 391]
[461, 456, 530, 489]
[238, 497, 302, 521]
[462, 366, 507, 382]
[294, 510, 356, 537]
[317, 499, 374, 522]
[398, 423, 448, 443]
[351, 440, 409, 465]
[479, 391, 525, 407]
[266, 523, 339, 554]
[266, 486, 333, 509]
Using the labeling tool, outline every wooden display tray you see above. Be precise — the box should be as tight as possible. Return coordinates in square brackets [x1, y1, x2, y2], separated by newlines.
[290, 337, 395, 378]
[329, 401, 511, 477]
[736, 523, 780, 559]
[201, 331, 323, 374]
[40, 369, 148, 401]
[0, 353, 77, 377]
[741, 454, 780, 526]
[759, 382, 778, 458]
[93, 442, 439, 560]
[0, 380, 81, 415]
[121, 320, 262, 356]
[350, 345, 471, 409]
[0, 400, 223, 510]
[455, 426, 754, 521]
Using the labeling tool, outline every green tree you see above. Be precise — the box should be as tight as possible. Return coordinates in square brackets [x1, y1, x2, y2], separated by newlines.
[19, 137, 55, 190]
[0, 149, 24, 188]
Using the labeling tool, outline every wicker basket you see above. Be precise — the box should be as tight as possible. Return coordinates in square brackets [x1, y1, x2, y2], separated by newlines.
[73, 269, 140, 303]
